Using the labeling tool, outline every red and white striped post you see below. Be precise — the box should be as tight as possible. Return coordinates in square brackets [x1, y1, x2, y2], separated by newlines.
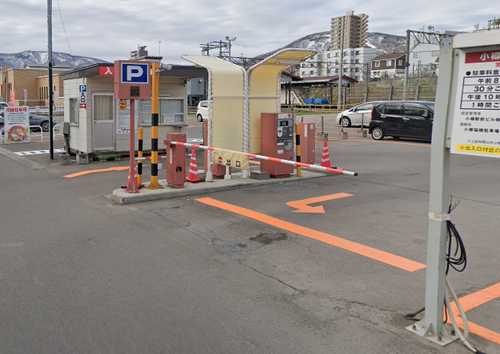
[169, 141, 358, 177]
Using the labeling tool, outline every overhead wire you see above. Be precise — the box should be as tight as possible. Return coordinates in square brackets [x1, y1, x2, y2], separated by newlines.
[55, 0, 73, 54]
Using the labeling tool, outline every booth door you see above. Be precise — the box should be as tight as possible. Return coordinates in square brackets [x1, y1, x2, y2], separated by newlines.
[93, 94, 114, 150]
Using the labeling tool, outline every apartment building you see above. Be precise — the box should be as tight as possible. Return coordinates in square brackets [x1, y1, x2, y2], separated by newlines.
[299, 47, 381, 81]
[331, 11, 369, 49]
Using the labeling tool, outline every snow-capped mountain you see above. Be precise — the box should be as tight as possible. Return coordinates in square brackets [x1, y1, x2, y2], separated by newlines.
[257, 31, 406, 59]
[0, 51, 106, 69]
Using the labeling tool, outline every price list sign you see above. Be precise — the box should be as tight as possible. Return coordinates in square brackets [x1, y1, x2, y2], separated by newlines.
[451, 49, 500, 158]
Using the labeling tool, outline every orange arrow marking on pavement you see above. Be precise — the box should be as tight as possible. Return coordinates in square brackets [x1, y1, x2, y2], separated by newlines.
[64, 166, 129, 179]
[287, 193, 353, 214]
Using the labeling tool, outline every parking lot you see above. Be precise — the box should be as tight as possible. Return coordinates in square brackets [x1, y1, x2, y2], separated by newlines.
[0, 129, 498, 354]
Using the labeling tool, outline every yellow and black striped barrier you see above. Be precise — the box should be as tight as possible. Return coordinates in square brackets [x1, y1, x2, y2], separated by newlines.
[295, 123, 302, 177]
[149, 62, 161, 189]
[136, 127, 143, 186]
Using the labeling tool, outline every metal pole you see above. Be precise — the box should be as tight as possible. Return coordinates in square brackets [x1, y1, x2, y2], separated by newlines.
[403, 29, 410, 100]
[47, 0, 54, 160]
[364, 63, 369, 102]
[407, 37, 456, 345]
[149, 62, 161, 189]
[338, 17, 345, 111]
[126, 99, 138, 193]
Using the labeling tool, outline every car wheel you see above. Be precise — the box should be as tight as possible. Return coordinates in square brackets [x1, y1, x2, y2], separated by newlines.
[41, 121, 49, 132]
[197, 114, 203, 122]
[340, 117, 351, 127]
[371, 127, 384, 140]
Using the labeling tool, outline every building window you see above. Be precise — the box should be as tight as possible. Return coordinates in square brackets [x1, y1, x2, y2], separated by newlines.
[69, 98, 79, 125]
[139, 98, 185, 125]
[138, 100, 152, 125]
[94, 95, 113, 122]
[398, 59, 403, 66]
[160, 98, 184, 124]
[386, 60, 393, 67]
[374, 61, 380, 68]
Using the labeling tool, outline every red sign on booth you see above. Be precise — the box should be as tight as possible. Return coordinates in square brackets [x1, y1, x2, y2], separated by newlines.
[99, 65, 114, 77]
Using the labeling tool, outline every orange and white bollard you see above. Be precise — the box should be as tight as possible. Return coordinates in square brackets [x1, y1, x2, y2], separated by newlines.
[186, 147, 202, 183]
[320, 135, 335, 168]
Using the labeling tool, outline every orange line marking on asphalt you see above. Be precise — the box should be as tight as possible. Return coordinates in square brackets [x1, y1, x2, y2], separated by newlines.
[287, 192, 353, 214]
[448, 282, 500, 345]
[64, 166, 129, 179]
[196, 197, 426, 272]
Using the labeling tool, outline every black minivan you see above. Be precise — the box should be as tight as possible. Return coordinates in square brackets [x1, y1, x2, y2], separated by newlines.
[369, 101, 434, 142]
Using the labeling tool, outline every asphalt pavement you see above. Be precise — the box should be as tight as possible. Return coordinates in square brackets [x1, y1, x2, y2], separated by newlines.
[0, 134, 498, 354]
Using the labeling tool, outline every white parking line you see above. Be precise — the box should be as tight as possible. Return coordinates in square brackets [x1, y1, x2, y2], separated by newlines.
[14, 148, 65, 157]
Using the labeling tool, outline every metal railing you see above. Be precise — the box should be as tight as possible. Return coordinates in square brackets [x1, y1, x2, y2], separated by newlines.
[29, 123, 63, 142]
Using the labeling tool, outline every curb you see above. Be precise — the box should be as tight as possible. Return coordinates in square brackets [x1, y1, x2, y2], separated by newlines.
[111, 172, 331, 205]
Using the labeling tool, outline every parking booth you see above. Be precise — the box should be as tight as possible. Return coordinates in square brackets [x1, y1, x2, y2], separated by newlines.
[183, 49, 315, 179]
[62, 61, 206, 160]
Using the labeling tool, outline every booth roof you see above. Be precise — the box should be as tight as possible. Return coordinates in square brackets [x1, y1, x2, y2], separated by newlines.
[62, 59, 207, 81]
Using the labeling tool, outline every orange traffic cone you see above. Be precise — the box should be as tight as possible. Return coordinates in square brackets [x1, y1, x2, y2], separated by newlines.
[320, 137, 334, 168]
[186, 147, 202, 183]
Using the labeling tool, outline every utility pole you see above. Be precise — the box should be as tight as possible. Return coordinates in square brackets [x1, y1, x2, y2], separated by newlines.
[47, 0, 54, 160]
[364, 63, 369, 102]
[338, 16, 345, 110]
[403, 29, 410, 100]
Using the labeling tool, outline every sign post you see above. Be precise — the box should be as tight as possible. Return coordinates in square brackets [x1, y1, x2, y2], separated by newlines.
[114, 61, 151, 193]
[408, 29, 500, 346]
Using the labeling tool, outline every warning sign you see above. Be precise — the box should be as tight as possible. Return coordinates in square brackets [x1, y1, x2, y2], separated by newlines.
[212, 151, 249, 170]
[450, 49, 500, 158]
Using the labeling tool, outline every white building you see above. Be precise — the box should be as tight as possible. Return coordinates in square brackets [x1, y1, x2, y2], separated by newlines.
[408, 43, 440, 76]
[299, 47, 381, 81]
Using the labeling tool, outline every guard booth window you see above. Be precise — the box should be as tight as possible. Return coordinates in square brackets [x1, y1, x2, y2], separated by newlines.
[138, 100, 152, 125]
[69, 98, 79, 125]
[94, 95, 113, 120]
[139, 99, 184, 126]
[160, 99, 184, 124]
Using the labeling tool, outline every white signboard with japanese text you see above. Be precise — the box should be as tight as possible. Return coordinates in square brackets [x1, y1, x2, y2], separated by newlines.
[116, 99, 138, 135]
[450, 49, 500, 158]
[3, 106, 30, 144]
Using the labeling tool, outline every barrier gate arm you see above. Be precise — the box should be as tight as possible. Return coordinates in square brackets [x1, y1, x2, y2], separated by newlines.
[169, 141, 358, 177]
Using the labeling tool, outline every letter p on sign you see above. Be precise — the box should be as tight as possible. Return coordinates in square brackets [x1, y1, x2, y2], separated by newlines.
[121, 63, 149, 84]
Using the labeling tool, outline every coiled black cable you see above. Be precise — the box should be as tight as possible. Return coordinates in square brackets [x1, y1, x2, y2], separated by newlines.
[445, 199, 467, 275]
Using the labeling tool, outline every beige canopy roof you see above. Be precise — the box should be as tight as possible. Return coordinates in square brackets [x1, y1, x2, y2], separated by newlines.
[247, 49, 316, 153]
[182, 55, 246, 152]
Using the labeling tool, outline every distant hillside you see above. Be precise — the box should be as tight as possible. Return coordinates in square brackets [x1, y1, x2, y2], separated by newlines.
[257, 31, 406, 59]
[0, 51, 106, 69]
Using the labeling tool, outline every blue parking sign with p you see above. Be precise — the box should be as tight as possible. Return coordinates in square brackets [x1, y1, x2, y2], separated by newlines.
[121, 63, 149, 84]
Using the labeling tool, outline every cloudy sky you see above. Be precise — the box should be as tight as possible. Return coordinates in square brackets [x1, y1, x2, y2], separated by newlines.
[1, 0, 498, 60]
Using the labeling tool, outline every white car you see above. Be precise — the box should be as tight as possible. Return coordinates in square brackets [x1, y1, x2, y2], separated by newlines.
[196, 100, 209, 122]
[336, 102, 382, 128]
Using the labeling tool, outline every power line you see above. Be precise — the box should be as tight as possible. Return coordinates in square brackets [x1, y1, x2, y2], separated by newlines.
[55, 0, 72, 54]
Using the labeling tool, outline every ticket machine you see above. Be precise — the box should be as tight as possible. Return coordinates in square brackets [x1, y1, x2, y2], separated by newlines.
[261, 113, 295, 177]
